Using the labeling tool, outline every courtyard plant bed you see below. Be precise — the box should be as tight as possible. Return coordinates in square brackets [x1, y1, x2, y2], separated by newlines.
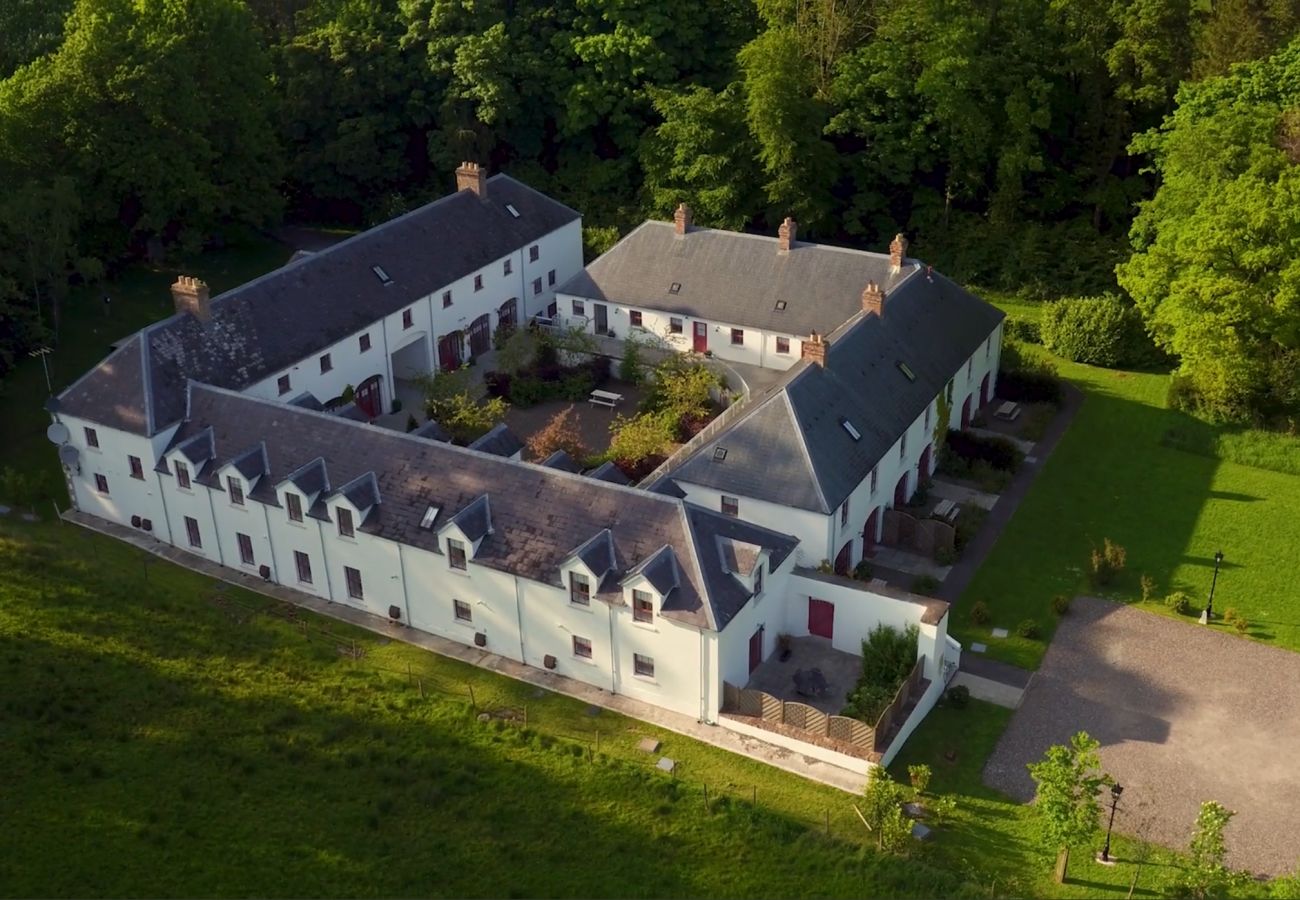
[840, 623, 919, 724]
[483, 331, 613, 409]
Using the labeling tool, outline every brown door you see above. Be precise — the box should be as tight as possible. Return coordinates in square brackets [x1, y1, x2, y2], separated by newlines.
[437, 332, 463, 371]
[354, 375, 382, 419]
[893, 472, 909, 507]
[468, 314, 491, 357]
[748, 625, 764, 673]
[498, 298, 518, 333]
[808, 598, 834, 640]
[834, 541, 851, 575]
[980, 372, 991, 406]
[918, 444, 932, 481]
[693, 321, 708, 352]
[960, 394, 972, 429]
[862, 507, 879, 557]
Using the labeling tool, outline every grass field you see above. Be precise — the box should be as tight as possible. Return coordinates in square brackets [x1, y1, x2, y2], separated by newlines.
[952, 338, 1300, 669]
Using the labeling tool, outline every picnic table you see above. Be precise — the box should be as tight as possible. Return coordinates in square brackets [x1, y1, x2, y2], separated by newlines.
[932, 499, 961, 523]
[994, 400, 1021, 422]
[588, 389, 624, 409]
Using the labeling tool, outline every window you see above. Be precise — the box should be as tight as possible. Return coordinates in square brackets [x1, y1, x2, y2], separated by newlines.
[633, 653, 655, 678]
[474, 274, 484, 292]
[505, 203, 520, 218]
[573, 635, 593, 659]
[227, 476, 244, 507]
[337, 507, 354, 538]
[442, 290, 452, 308]
[753, 564, 763, 596]
[175, 461, 191, 490]
[774, 300, 787, 311]
[529, 245, 539, 262]
[294, 551, 312, 584]
[668, 282, 681, 294]
[184, 516, 201, 548]
[503, 258, 512, 275]
[286, 493, 303, 523]
[419, 505, 438, 529]
[277, 374, 291, 395]
[547, 269, 556, 286]
[669, 317, 683, 334]
[345, 566, 364, 600]
[320, 353, 332, 374]
[371, 265, 391, 284]
[840, 500, 849, 527]
[547, 301, 558, 318]
[359, 333, 372, 353]
[84, 427, 99, 448]
[900, 432, 908, 460]
[532, 277, 542, 296]
[841, 418, 862, 441]
[237, 532, 254, 565]
[569, 572, 590, 606]
[986, 337, 992, 359]
[633, 589, 653, 623]
[946, 379, 955, 404]
[897, 361, 917, 382]
[776, 337, 790, 354]
[721, 495, 739, 517]
[453, 598, 472, 622]
[94, 473, 109, 494]
[448, 538, 467, 571]
[870, 466, 879, 495]
[629, 310, 643, 328]
[572, 299, 585, 317]
[128, 455, 143, 480]
[967, 358, 974, 378]
[730, 328, 744, 345]
[402, 308, 413, 329]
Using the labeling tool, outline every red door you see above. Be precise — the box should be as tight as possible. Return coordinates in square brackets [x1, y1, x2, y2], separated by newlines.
[980, 372, 991, 407]
[893, 472, 909, 507]
[437, 332, 463, 371]
[748, 625, 764, 673]
[354, 374, 382, 419]
[960, 394, 972, 429]
[693, 321, 708, 352]
[862, 507, 879, 557]
[468, 314, 491, 357]
[808, 598, 834, 640]
[918, 444, 932, 481]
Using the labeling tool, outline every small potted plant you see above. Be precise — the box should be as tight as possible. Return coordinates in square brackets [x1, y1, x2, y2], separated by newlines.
[777, 633, 792, 662]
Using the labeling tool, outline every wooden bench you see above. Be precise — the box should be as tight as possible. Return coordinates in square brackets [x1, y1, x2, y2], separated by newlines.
[588, 389, 623, 409]
[994, 401, 1021, 422]
[932, 499, 961, 523]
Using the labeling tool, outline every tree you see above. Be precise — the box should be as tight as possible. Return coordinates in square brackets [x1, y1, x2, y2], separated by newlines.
[1027, 731, 1111, 882]
[608, 410, 677, 467]
[1184, 800, 1236, 899]
[860, 767, 912, 852]
[526, 405, 587, 461]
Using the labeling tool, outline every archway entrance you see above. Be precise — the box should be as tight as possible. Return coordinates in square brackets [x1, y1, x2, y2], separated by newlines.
[893, 471, 909, 508]
[862, 507, 879, 558]
[438, 331, 464, 371]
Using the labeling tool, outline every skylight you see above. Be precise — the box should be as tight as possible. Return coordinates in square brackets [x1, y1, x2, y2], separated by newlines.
[774, 300, 787, 311]
[372, 265, 392, 284]
[669, 282, 682, 294]
[505, 203, 520, 218]
[897, 361, 917, 382]
[419, 505, 439, 529]
[840, 418, 862, 441]
[713, 447, 728, 462]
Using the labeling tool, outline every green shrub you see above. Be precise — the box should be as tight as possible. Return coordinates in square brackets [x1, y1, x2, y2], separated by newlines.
[1040, 294, 1156, 368]
[1222, 606, 1240, 624]
[1015, 618, 1041, 639]
[852, 560, 874, 582]
[619, 337, 645, 384]
[1165, 591, 1193, 615]
[1004, 317, 1041, 344]
[1087, 537, 1127, 587]
[907, 764, 932, 796]
[1233, 617, 1250, 636]
[944, 685, 970, 709]
[843, 624, 920, 723]
[1140, 574, 1157, 602]
[969, 600, 991, 625]
[508, 377, 549, 408]
[1051, 595, 1071, 616]
[911, 574, 941, 595]
[945, 430, 1021, 472]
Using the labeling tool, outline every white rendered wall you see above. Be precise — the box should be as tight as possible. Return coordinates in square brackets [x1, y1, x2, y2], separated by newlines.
[267, 489, 332, 601]
[401, 541, 524, 662]
[58, 414, 177, 544]
[157, 453, 223, 565]
[209, 471, 274, 579]
[670, 483, 829, 568]
[713, 551, 797, 704]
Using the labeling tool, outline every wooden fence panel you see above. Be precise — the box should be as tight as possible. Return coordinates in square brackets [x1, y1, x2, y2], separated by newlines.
[723, 682, 741, 711]
[759, 691, 782, 721]
[873, 656, 927, 751]
[828, 715, 874, 748]
[782, 701, 826, 733]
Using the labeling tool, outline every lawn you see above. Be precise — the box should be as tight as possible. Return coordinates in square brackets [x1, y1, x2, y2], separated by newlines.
[952, 342, 1300, 669]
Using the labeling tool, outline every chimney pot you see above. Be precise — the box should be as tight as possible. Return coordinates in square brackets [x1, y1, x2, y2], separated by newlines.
[456, 161, 487, 198]
[801, 331, 828, 367]
[889, 233, 909, 271]
[862, 280, 885, 317]
[171, 275, 211, 322]
[778, 216, 797, 253]
[674, 203, 692, 236]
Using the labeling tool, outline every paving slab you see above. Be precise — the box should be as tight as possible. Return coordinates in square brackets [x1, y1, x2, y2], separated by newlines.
[637, 738, 661, 754]
[990, 627, 1009, 638]
[656, 757, 676, 774]
[984, 596, 1300, 877]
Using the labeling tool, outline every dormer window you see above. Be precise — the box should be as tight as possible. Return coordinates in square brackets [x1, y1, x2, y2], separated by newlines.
[448, 538, 467, 571]
[633, 589, 653, 623]
[337, 507, 354, 538]
[228, 476, 244, 507]
[286, 493, 303, 522]
[474, 274, 484, 292]
[570, 572, 591, 606]
[402, 308, 413, 329]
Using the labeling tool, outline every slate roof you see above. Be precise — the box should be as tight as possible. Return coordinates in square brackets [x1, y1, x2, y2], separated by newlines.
[540, 450, 582, 473]
[282, 457, 329, 498]
[467, 423, 524, 458]
[55, 174, 580, 435]
[625, 545, 681, 598]
[447, 494, 492, 542]
[558, 221, 913, 336]
[662, 270, 1004, 513]
[586, 461, 630, 485]
[567, 529, 618, 581]
[339, 471, 381, 512]
[165, 384, 797, 631]
[411, 420, 451, 442]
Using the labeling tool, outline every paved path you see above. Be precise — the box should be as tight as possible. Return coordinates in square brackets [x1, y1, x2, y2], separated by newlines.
[63, 510, 869, 796]
[930, 477, 999, 511]
[984, 596, 1300, 877]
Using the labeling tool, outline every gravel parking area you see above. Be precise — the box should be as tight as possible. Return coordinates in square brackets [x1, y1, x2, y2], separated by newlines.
[984, 596, 1300, 876]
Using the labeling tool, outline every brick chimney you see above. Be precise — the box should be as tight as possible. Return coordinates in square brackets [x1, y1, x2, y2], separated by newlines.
[889, 233, 909, 272]
[674, 203, 692, 236]
[778, 216, 797, 253]
[801, 331, 828, 367]
[456, 161, 487, 198]
[862, 280, 885, 317]
[171, 276, 211, 322]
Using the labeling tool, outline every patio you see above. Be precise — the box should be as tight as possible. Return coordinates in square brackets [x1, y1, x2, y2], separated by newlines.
[745, 636, 862, 716]
[502, 378, 650, 460]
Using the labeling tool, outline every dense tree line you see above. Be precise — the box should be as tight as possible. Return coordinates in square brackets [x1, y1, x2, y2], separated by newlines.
[1, 0, 1298, 422]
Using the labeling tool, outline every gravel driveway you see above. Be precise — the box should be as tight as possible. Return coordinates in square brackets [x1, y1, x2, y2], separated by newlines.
[984, 597, 1300, 877]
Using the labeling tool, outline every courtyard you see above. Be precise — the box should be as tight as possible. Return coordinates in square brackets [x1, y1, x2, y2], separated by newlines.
[502, 379, 650, 462]
[983, 596, 1300, 877]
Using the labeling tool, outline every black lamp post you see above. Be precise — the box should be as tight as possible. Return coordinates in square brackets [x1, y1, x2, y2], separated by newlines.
[1203, 550, 1224, 623]
[1101, 783, 1123, 863]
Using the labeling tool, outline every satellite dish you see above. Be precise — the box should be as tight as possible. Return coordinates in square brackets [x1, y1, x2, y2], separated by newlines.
[58, 444, 81, 472]
[46, 422, 70, 444]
